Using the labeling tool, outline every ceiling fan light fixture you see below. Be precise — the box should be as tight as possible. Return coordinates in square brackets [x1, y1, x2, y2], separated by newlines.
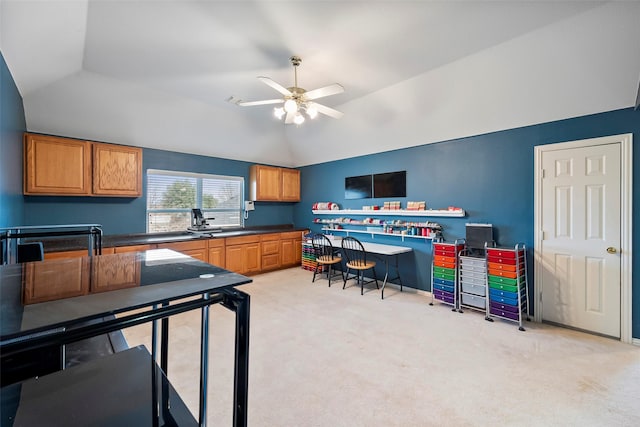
[273, 107, 285, 119]
[293, 112, 305, 125]
[306, 104, 318, 119]
[284, 99, 298, 114]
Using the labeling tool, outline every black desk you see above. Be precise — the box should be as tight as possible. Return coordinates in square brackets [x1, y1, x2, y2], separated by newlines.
[0, 249, 252, 427]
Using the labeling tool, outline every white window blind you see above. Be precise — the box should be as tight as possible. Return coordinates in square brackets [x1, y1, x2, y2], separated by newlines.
[146, 169, 244, 233]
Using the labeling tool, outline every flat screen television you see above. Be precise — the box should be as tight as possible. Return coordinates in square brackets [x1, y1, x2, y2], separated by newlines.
[373, 171, 406, 198]
[345, 175, 373, 199]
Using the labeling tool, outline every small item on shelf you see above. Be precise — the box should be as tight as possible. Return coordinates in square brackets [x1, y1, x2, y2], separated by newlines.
[407, 201, 427, 210]
[312, 202, 340, 210]
[447, 206, 463, 212]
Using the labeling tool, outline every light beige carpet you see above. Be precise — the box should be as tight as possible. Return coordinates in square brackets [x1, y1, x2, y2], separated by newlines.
[122, 267, 640, 426]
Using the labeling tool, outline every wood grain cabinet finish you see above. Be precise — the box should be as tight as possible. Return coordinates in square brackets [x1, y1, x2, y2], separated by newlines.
[207, 238, 226, 268]
[280, 231, 303, 267]
[23, 133, 143, 197]
[225, 235, 261, 275]
[24, 133, 92, 195]
[260, 233, 281, 271]
[92, 143, 142, 197]
[281, 168, 301, 202]
[249, 165, 300, 202]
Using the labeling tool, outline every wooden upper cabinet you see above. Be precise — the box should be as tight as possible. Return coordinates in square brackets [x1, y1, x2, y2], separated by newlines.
[93, 143, 142, 197]
[249, 165, 300, 202]
[250, 165, 281, 201]
[281, 168, 300, 201]
[23, 133, 142, 197]
[24, 133, 92, 195]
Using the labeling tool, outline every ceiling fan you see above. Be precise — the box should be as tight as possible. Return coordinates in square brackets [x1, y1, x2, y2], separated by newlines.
[229, 56, 344, 125]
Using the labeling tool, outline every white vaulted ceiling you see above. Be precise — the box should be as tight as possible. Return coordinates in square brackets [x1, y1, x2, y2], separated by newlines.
[1, 1, 639, 167]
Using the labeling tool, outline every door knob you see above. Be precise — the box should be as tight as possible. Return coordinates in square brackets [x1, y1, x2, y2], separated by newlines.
[606, 247, 617, 254]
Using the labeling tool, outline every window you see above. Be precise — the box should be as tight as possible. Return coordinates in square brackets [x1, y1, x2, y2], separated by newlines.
[146, 169, 244, 233]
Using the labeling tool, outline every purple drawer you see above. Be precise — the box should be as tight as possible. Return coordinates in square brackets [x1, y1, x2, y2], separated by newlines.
[433, 290, 455, 304]
[490, 308, 520, 321]
[490, 301, 519, 313]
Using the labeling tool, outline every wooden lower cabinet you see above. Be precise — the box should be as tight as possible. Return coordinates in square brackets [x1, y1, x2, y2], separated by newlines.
[41, 231, 303, 275]
[280, 231, 303, 267]
[225, 235, 260, 275]
[207, 238, 225, 268]
[260, 234, 281, 272]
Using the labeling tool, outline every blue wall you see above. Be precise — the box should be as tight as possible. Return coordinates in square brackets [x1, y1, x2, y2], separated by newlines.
[0, 52, 26, 227]
[294, 107, 640, 338]
[22, 147, 295, 235]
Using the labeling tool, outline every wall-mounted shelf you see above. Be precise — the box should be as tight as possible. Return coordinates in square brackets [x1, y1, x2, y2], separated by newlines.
[321, 227, 435, 242]
[312, 209, 465, 217]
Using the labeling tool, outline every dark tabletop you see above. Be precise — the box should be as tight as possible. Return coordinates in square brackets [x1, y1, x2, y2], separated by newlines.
[0, 249, 252, 343]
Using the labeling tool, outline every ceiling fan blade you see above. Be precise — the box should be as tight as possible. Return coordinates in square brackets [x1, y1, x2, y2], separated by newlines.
[236, 99, 284, 107]
[304, 83, 344, 101]
[258, 77, 292, 96]
[312, 102, 344, 119]
[285, 110, 296, 124]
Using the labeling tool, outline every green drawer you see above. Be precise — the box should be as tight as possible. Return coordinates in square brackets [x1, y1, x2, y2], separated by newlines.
[433, 266, 455, 276]
[488, 282, 518, 293]
[487, 275, 521, 286]
[433, 271, 455, 281]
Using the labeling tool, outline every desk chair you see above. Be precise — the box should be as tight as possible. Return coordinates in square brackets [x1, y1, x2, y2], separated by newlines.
[341, 236, 379, 295]
[311, 233, 343, 287]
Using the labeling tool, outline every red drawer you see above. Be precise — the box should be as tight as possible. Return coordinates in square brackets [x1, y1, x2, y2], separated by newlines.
[487, 255, 524, 265]
[433, 243, 464, 256]
[487, 248, 524, 259]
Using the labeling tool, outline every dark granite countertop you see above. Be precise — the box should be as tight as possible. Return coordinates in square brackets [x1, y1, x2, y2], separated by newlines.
[38, 225, 308, 252]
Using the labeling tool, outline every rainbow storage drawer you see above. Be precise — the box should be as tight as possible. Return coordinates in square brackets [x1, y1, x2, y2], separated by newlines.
[485, 245, 530, 330]
[458, 254, 487, 313]
[430, 242, 464, 310]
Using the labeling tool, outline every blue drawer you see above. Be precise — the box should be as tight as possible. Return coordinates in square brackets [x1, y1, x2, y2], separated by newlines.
[489, 288, 518, 300]
[433, 277, 455, 287]
[433, 283, 455, 294]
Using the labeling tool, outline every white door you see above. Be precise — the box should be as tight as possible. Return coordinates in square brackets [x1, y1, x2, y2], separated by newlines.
[539, 143, 621, 337]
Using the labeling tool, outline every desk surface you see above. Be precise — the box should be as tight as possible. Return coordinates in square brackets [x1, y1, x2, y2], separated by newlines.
[0, 249, 251, 343]
[320, 237, 413, 256]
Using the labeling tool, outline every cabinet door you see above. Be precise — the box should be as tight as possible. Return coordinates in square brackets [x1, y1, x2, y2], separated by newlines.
[92, 143, 142, 197]
[250, 165, 281, 201]
[208, 246, 226, 268]
[226, 245, 245, 274]
[280, 239, 295, 266]
[281, 168, 300, 202]
[208, 239, 225, 268]
[244, 243, 262, 274]
[23, 133, 92, 195]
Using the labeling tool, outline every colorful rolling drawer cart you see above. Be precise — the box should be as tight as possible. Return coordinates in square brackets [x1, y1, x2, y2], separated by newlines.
[302, 241, 322, 272]
[458, 251, 488, 314]
[429, 240, 464, 311]
[485, 244, 530, 330]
